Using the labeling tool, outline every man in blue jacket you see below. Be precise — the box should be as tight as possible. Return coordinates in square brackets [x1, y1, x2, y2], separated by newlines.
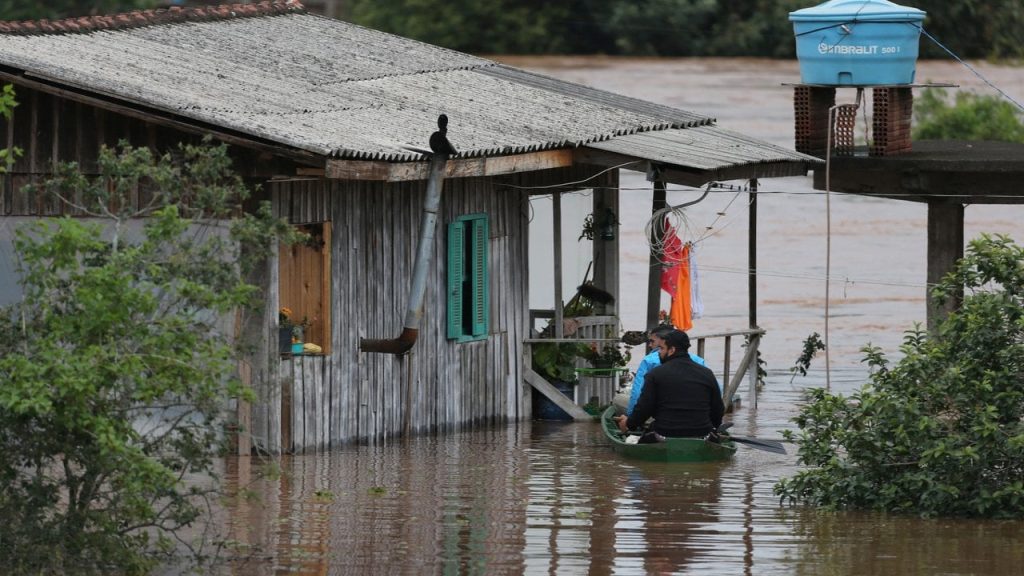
[623, 325, 713, 417]
[614, 329, 724, 439]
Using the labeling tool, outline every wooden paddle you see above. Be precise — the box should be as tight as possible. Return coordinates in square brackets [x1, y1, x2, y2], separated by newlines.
[723, 435, 787, 454]
[716, 423, 787, 454]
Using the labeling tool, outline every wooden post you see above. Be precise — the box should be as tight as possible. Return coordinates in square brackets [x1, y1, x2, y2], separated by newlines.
[748, 179, 758, 329]
[723, 334, 760, 413]
[722, 335, 732, 393]
[646, 178, 668, 329]
[748, 334, 759, 410]
[748, 178, 758, 409]
[553, 192, 564, 338]
[927, 201, 964, 332]
[402, 355, 412, 439]
[236, 360, 252, 456]
[593, 176, 620, 316]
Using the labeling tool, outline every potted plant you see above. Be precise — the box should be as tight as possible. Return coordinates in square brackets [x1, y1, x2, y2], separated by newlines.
[531, 341, 590, 384]
[279, 307, 311, 355]
[531, 341, 589, 421]
[579, 341, 632, 372]
[279, 307, 294, 354]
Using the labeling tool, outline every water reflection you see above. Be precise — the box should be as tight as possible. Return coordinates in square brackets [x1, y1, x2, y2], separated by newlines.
[217, 419, 758, 575]
[784, 511, 1024, 576]
[215, 387, 1024, 576]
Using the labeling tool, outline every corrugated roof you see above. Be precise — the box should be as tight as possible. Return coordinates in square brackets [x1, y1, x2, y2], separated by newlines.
[0, 1, 816, 172]
[586, 125, 816, 171]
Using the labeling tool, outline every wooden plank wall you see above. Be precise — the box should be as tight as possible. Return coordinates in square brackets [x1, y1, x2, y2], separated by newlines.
[0, 84, 625, 451]
[258, 173, 535, 450]
[0, 85, 205, 216]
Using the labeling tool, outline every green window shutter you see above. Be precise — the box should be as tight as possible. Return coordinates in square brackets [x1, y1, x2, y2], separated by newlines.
[470, 217, 489, 336]
[447, 220, 465, 339]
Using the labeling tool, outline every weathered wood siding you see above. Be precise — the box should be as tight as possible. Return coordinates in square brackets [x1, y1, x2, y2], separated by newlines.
[258, 174, 533, 450]
[0, 85, 203, 215]
[0, 82, 623, 450]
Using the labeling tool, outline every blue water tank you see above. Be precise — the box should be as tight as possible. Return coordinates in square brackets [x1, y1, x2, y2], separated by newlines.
[790, 0, 926, 86]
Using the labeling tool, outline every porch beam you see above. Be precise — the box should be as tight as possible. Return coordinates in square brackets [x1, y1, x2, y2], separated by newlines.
[574, 148, 811, 187]
[324, 149, 575, 181]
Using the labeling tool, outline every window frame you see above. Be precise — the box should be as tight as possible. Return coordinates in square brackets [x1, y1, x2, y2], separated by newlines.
[446, 213, 489, 342]
[278, 221, 331, 355]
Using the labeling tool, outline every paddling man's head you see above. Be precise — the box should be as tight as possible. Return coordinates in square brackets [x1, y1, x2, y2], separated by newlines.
[658, 329, 691, 361]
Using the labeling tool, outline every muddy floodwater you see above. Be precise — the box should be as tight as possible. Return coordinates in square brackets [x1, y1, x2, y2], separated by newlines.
[220, 371, 1024, 575]
[209, 57, 1024, 574]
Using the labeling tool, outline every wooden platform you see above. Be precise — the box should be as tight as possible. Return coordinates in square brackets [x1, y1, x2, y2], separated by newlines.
[811, 138, 1024, 330]
[813, 140, 1024, 204]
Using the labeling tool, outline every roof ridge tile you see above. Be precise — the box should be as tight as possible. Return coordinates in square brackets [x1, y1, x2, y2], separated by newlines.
[0, 0, 304, 36]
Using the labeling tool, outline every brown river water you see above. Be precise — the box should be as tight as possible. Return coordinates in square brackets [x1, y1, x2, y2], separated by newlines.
[203, 57, 1024, 574]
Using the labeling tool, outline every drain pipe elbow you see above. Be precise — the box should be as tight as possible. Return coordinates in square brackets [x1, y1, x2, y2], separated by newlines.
[360, 327, 419, 355]
[360, 153, 447, 355]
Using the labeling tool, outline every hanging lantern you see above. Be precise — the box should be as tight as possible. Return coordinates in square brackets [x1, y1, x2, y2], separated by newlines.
[600, 207, 619, 241]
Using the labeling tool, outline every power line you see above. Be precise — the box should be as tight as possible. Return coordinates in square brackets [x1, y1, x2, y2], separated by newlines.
[920, 26, 1024, 112]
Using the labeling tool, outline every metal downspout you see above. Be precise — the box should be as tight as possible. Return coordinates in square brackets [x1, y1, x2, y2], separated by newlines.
[360, 153, 447, 354]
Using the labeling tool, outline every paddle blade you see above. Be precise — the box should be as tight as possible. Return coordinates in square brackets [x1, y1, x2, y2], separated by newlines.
[727, 435, 787, 455]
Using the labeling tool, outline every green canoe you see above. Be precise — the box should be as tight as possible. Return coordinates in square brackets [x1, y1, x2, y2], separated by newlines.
[600, 407, 737, 462]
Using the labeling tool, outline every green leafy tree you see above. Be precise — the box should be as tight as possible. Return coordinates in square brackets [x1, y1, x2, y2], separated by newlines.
[0, 84, 20, 171]
[0, 0, 157, 21]
[914, 88, 1024, 143]
[701, 0, 806, 58]
[607, 0, 719, 55]
[789, 332, 826, 383]
[348, 0, 579, 54]
[0, 139, 296, 573]
[775, 234, 1024, 518]
[905, 0, 1024, 60]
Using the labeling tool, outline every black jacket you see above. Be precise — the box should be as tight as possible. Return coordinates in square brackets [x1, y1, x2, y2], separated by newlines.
[625, 351, 724, 437]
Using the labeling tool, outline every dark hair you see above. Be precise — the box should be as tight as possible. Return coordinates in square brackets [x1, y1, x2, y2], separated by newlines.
[649, 325, 674, 339]
[662, 329, 691, 352]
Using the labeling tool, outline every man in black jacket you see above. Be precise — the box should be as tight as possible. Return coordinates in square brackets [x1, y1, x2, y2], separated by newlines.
[614, 329, 724, 438]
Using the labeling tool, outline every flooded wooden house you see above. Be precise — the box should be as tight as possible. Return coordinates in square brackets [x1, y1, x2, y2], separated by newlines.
[0, 1, 817, 453]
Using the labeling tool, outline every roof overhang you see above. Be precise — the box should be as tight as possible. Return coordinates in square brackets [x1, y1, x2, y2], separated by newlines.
[5, 63, 817, 186]
[0, 67, 323, 165]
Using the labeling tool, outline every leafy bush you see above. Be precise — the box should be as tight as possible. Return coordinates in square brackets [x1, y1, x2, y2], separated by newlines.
[775, 234, 1024, 518]
[914, 88, 1024, 143]
[0, 139, 296, 573]
[531, 341, 590, 382]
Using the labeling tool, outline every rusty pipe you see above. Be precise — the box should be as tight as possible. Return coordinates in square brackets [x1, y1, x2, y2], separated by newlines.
[360, 153, 446, 355]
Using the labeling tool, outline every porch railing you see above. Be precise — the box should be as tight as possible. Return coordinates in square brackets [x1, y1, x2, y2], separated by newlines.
[691, 328, 764, 411]
[525, 313, 764, 417]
